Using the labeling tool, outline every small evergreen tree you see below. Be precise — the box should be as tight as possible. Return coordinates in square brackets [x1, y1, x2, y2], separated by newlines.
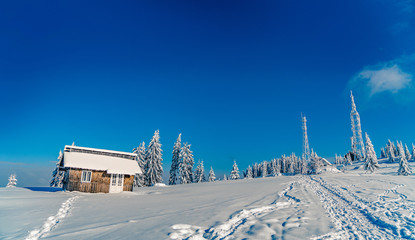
[169, 134, 181, 185]
[311, 151, 323, 174]
[300, 158, 308, 175]
[208, 167, 216, 182]
[230, 160, 240, 180]
[50, 150, 64, 187]
[223, 174, 228, 181]
[179, 142, 194, 184]
[193, 160, 206, 183]
[398, 143, 412, 176]
[6, 174, 17, 187]
[246, 165, 253, 178]
[364, 133, 379, 173]
[133, 142, 146, 187]
[144, 130, 163, 186]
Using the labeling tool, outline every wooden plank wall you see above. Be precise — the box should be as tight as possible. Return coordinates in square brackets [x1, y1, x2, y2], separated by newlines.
[123, 175, 134, 191]
[67, 169, 111, 193]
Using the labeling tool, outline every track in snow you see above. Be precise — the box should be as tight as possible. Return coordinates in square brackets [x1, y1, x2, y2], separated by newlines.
[169, 181, 299, 240]
[305, 176, 415, 240]
[25, 195, 78, 240]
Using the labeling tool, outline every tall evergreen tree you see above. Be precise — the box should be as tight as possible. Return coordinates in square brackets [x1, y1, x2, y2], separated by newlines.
[398, 142, 412, 176]
[412, 143, 415, 161]
[179, 142, 194, 184]
[262, 161, 268, 177]
[364, 133, 379, 173]
[270, 159, 278, 176]
[230, 160, 240, 180]
[144, 130, 163, 186]
[50, 150, 64, 187]
[169, 134, 181, 185]
[208, 167, 216, 182]
[133, 142, 146, 187]
[300, 158, 308, 175]
[405, 144, 411, 161]
[194, 160, 206, 183]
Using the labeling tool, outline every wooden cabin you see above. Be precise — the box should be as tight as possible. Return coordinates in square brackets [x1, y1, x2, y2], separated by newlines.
[59, 145, 142, 193]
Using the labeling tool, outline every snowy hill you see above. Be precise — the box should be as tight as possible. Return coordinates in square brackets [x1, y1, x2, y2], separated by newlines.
[1, 161, 414, 240]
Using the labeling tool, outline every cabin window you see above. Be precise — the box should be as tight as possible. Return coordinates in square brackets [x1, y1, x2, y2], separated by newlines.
[81, 170, 92, 182]
[112, 174, 117, 186]
[118, 174, 123, 186]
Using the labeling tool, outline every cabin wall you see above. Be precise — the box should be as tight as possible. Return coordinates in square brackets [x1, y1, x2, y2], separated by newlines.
[65, 169, 111, 193]
[123, 175, 134, 191]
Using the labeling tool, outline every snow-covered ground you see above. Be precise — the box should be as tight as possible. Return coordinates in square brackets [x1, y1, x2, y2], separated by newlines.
[1, 160, 414, 240]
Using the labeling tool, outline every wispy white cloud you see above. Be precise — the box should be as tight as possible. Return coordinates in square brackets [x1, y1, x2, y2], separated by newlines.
[359, 64, 412, 95]
[348, 54, 415, 104]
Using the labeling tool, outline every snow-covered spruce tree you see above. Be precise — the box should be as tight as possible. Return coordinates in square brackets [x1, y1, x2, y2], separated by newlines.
[270, 159, 277, 176]
[246, 165, 253, 179]
[6, 174, 17, 187]
[300, 158, 308, 175]
[310, 151, 323, 174]
[230, 160, 240, 180]
[287, 156, 295, 175]
[398, 142, 412, 176]
[50, 150, 64, 187]
[262, 161, 268, 177]
[412, 143, 415, 161]
[193, 160, 206, 183]
[364, 133, 379, 173]
[133, 141, 146, 187]
[179, 142, 194, 184]
[380, 148, 387, 159]
[253, 163, 258, 178]
[169, 134, 181, 185]
[208, 167, 216, 182]
[223, 174, 228, 181]
[405, 144, 411, 161]
[144, 130, 163, 186]
[388, 143, 396, 163]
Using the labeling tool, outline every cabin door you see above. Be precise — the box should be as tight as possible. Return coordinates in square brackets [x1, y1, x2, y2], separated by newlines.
[109, 174, 124, 193]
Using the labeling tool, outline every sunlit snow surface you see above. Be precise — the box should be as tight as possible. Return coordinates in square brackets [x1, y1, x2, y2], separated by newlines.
[1, 160, 414, 240]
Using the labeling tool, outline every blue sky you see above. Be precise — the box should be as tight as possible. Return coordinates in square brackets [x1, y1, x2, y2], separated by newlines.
[1, 0, 415, 186]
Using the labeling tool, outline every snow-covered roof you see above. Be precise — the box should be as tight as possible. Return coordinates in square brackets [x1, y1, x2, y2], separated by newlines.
[64, 145, 136, 160]
[63, 151, 142, 175]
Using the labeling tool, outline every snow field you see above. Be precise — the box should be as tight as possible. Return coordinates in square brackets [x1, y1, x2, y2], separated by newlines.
[25, 195, 78, 240]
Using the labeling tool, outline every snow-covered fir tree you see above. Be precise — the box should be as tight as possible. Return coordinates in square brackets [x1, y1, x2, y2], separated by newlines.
[193, 160, 206, 183]
[364, 133, 379, 173]
[179, 142, 194, 184]
[246, 165, 253, 178]
[223, 174, 228, 181]
[345, 154, 352, 165]
[380, 148, 387, 159]
[405, 144, 411, 161]
[144, 130, 163, 186]
[6, 174, 17, 187]
[133, 141, 146, 187]
[208, 167, 216, 182]
[300, 158, 308, 175]
[262, 161, 267, 177]
[388, 143, 396, 162]
[412, 143, 415, 161]
[253, 163, 259, 178]
[310, 150, 323, 174]
[287, 156, 295, 175]
[50, 150, 64, 187]
[169, 134, 181, 185]
[270, 159, 278, 176]
[230, 160, 240, 180]
[398, 142, 412, 176]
